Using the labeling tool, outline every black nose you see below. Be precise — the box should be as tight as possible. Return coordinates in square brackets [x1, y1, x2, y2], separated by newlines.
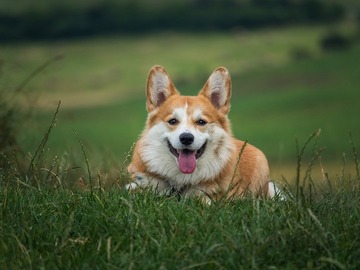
[179, 133, 194, 146]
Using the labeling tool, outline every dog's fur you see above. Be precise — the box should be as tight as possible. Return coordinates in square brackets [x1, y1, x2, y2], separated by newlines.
[127, 65, 275, 202]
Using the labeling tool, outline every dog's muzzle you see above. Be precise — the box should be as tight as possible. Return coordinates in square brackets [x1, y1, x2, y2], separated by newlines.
[167, 140, 207, 159]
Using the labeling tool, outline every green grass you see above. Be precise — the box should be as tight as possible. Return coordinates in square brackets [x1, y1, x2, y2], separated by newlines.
[1, 24, 359, 181]
[1, 179, 360, 269]
[13, 41, 360, 182]
[1, 120, 360, 268]
[1, 25, 360, 268]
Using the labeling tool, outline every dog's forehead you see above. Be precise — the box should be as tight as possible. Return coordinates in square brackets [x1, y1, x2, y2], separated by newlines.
[148, 95, 216, 124]
[172, 101, 204, 120]
[173, 105, 187, 119]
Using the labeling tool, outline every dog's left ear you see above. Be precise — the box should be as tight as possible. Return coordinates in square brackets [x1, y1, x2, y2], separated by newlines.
[199, 67, 231, 114]
[146, 65, 179, 112]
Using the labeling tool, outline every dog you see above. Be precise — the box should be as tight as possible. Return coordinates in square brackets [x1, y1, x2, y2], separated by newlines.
[127, 65, 280, 203]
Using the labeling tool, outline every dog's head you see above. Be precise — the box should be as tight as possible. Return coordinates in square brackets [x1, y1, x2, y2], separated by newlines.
[142, 65, 232, 175]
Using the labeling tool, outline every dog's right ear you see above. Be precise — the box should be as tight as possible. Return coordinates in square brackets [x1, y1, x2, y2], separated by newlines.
[199, 67, 232, 115]
[146, 65, 178, 112]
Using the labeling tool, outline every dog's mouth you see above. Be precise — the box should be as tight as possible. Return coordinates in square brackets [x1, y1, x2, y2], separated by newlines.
[167, 140, 207, 174]
[167, 141, 207, 159]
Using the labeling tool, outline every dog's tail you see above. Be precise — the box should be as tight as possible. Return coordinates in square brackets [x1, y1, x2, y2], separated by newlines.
[268, 181, 287, 200]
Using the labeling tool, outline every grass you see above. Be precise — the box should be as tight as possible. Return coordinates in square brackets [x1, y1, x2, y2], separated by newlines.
[0, 26, 325, 99]
[14, 43, 360, 182]
[1, 173, 360, 269]
[1, 25, 358, 179]
[1, 25, 360, 268]
[1, 107, 360, 268]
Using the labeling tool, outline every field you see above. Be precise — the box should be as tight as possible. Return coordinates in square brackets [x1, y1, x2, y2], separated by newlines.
[1, 182, 360, 269]
[2, 25, 360, 181]
[1, 24, 360, 269]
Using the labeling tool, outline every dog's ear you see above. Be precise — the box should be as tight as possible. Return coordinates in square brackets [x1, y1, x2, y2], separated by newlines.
[199, 67, 231, 114]
[146, 65, 178, 112]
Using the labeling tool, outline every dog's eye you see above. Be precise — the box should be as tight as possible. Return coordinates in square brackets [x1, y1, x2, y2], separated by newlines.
[196, 119, 207, 126]
[168, 118, 178, 125]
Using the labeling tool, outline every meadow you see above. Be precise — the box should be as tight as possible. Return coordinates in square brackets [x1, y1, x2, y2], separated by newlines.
[1, 180, 360, 269]
[2, 24, 360, 180]
[1, 24, 360, 269]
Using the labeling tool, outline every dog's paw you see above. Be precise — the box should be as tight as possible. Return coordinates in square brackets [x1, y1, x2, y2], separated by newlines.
[125, 175, 144, 191]
[268, 181, 287, 201]
[125, 182, 139, 191]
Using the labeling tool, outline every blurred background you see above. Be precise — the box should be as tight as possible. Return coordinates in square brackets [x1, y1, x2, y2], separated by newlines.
[1, 0, 360, 182]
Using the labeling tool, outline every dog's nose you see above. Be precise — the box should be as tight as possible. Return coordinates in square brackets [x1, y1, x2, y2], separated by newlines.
[179, 133, 194, 146]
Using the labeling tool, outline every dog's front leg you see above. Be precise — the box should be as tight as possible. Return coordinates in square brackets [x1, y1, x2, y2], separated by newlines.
[125, 174, 171, 195]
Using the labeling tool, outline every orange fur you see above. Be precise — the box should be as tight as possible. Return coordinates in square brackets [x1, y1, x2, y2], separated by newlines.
[127, 65, 271, 202]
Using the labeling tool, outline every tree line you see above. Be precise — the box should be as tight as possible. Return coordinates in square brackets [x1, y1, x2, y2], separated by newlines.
[0, 0, 346, 41]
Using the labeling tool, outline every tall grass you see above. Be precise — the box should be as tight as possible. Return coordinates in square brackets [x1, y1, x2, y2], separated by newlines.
[1, 30, 360, 269]
[5, 33, 359, 171]
[1, 112, 360, 269]
[0, 56, 124, 191]
[0, 106, 125, 191]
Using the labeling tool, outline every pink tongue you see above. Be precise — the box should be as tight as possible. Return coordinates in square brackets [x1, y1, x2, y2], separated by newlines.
[178, 150, 196, 174]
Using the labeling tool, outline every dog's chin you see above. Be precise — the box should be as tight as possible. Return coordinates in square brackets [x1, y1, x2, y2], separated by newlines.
[167, 140, 207, 159]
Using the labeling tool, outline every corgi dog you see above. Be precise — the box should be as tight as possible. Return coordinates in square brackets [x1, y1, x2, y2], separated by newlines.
[127, 65, 278, 203]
